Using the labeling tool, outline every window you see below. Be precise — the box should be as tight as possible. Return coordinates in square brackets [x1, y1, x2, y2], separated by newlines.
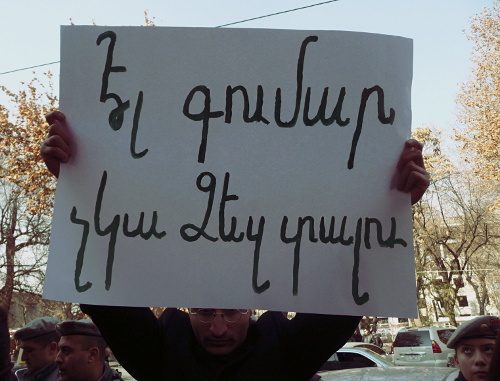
[393, 331, 431, 347]
[436, 298, 445, 308]
[336, 352, 377, 369]
[437, 329, 455, 344]
[457, 295, 468, 307]
[319, 351, 381, 372]
[354, 344, 386, 356]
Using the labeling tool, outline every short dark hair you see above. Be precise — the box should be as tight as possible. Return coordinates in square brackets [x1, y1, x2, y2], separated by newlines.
[79, 335, 108, 361]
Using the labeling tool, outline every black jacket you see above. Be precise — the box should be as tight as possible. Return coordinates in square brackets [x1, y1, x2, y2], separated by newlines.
[81, 305, 360, 381]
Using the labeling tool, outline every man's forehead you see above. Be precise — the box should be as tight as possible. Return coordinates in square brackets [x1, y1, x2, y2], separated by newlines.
[59, 335, 83, 347]
[20, 339, 42, 349]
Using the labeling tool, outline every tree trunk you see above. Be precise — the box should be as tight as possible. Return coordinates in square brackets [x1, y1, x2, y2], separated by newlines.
[0, 203, 17, 313]
[467, 272, 488, 315]
[443, 283, 458, 327]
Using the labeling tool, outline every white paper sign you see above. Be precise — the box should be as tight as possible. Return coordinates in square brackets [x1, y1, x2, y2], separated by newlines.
[44, 26, 417, 317]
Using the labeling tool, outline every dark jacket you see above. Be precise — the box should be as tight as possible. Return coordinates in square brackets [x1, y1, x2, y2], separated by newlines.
[82, 305, 360, 381]
[371, 334, 383, 348]
[14, 363, 58, 381]
[0, 363, 15, 381]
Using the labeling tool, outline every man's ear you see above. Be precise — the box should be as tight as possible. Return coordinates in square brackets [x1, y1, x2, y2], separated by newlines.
[48, 341, 58, 356]
[88, 347, 99, 363]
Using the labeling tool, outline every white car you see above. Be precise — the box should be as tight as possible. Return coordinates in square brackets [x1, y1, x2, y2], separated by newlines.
[318, 347, 394, 372]
[391, 326, 456, 367]
[317, 366, 458, 380]
[343, 342, 389, 359]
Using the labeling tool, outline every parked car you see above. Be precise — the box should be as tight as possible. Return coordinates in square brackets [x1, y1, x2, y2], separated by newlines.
[391, 326, 456, 367]
[318, 347, 394, 372]
[316, 366, 459, 380]
[343, 342, 388, 358]
[446, 351, 456, 368]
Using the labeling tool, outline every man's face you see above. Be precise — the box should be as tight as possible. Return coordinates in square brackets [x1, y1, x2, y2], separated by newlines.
[454, 338, 496, 381]
[56, 336, 92, 381]
[19, 339, 57, 374]
[189, 309, 251, 356]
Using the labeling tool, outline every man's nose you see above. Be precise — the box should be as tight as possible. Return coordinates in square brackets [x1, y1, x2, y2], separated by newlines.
[209, 313, 228, 336]
[55, 351, 62, 364]
[21, 351, 28, 362]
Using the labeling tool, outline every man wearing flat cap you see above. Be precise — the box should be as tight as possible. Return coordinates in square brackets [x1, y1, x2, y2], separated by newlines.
[445, 315, 499, 381]
[55, 319, 123, 381]
[13, 317, 61, 381]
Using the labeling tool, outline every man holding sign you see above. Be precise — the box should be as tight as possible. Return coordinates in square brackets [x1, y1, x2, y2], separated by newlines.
[41, 110, 429, 380]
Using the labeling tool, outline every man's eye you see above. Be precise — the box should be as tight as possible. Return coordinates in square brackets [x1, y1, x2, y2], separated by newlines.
[198, 309, 214, 316]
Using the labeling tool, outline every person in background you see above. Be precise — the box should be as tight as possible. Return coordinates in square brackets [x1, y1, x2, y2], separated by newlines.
[0, 308, 15, 381]
[41, 111, 430, 380]
[348, 327, 362, 342]
[55, 319, 123, 381]
[362, 328, 373, 344]
[370, 328, 383, 348]
[445, 315, 498, 381]
[362, 327, 383, 348]
[13, 317, 60, 381]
